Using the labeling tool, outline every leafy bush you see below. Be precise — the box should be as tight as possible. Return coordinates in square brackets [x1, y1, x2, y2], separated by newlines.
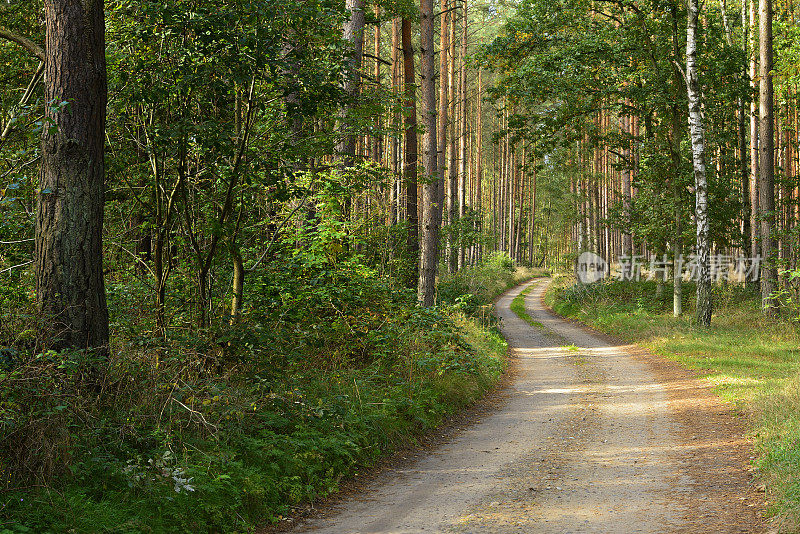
[0, 252, 508, 533]
[437, 253, 544, 316]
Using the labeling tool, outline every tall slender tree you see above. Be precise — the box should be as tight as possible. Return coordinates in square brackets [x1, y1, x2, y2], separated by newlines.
[418, 0, 439, 305]
[759, 0, 777, 314]
[686, 0, 712, 325]
[402, 18, 419, 286]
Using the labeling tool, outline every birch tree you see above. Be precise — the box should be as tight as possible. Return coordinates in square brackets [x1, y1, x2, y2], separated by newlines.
[685, 0, 713, 326]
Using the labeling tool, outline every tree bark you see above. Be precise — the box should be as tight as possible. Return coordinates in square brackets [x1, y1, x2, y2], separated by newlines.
[686, 0, 712, 326]
[457, 1, 468, 269]
[447, 9, 458, 273]
[475, 68, 483, 262]
[402, 18, 419, 287]
[36, 0, 109, 351]
[750, 0, 761, 260]
[759, 0, 778, 315]
[417, 0, 439, 306]
[438, 1, 450, 234]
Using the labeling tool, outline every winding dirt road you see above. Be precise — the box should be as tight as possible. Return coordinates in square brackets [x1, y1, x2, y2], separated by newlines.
[289, 279, 767, 533]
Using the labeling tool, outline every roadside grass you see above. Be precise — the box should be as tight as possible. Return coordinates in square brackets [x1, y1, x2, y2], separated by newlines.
[1, 255, 524, 533]
[547, 277, 800, 529]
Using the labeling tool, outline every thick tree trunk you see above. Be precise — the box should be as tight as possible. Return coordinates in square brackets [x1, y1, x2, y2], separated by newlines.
[36, 0, 109, 351]
[759, 0, 778, 315]
[417, 0, 439, 306]
[686, 0, 712, 326]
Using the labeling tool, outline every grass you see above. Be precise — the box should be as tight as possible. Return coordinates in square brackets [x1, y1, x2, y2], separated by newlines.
[509, 285, 544, 328]
[1, 256, 526, 534]
[547, 277, 800, 530]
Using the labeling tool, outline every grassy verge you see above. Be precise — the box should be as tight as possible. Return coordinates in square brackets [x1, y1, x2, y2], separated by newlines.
[546, 277, 800, 528]
[1, 257, 527, 533]
[509, 285, 543, 328]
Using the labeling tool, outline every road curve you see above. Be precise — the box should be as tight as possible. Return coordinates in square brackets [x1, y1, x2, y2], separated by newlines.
[289, 279, 765, 533]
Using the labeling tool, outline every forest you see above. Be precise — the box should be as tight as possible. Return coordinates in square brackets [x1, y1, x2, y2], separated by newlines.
[1, 0, 800, 531]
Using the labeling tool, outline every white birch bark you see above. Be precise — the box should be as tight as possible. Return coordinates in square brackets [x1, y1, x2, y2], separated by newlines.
[686, 0, 713, 325]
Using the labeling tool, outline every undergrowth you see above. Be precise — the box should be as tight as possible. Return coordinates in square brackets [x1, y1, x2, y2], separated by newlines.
[548, 277, 800, 531]
[0, 254, 523, 533]
[437, 252, 546, 316]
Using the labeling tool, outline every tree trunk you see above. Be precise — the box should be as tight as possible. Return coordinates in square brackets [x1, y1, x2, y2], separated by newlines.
[417, 0, 439, 306]
[390, 17, 401, 227]
[686, 0, 712, 326]
[759, 0, 778, 315]
[438, 0, 450, 229]
[457, 2, 468, 269]
[475, 68, 483, 262]
[447, 9, 458, 273]
[750, 0, 761, 260]
[36, 0, 109, 351]
[402, 18, 419, 287]
[621, 107, 633, 258]
[229, 245, 244, 324]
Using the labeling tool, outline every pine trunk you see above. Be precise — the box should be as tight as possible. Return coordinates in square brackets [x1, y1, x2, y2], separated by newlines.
[36, 0, 109, 351]
[759, 0, 778, 314]
[417, 0, 439, 306]
[402, 18, 419, 286]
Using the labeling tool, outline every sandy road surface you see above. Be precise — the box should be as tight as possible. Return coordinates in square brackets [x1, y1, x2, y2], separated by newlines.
[289, 279, 766, 533]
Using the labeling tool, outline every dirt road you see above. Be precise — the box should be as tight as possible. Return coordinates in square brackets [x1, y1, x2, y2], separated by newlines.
[290, 279, 766, 533]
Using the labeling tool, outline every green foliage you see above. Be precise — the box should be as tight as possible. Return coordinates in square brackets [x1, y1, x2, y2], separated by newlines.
[0, 251, 508, 532]
[437, 253, 544, 316]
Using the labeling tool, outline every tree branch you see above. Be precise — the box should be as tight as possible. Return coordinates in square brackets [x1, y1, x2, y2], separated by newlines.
[0, 28, 44, 60]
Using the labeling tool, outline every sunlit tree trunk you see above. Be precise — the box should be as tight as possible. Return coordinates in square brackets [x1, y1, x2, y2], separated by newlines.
[438, 0, 450, 233]
[686, 0, 712, 325]
[750, 0, 761, 260]
[447, 9, 458, 273]
[457, 1, 468, 269]
[475, 69, 484, 262]
[418, 0, 439, 305]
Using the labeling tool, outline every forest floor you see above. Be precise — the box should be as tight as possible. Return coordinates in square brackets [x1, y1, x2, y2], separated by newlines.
[279, 279, 767, 533]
